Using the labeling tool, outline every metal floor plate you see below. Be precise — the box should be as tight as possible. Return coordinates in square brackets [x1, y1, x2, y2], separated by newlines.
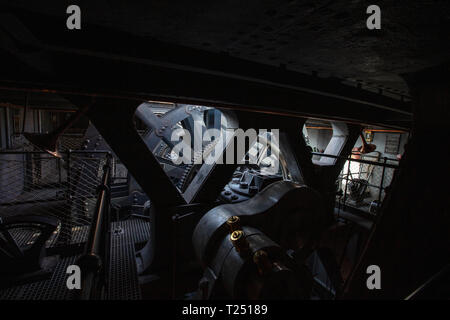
[107, 218, 150, 300]
[0, 218, 150, 300]
[0, 255, 79, 300]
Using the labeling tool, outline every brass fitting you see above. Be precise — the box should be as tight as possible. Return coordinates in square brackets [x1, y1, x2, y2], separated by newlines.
[253, 250, 273, 276]
[230, 230, 249, 253]
[226, 215, 241, 233]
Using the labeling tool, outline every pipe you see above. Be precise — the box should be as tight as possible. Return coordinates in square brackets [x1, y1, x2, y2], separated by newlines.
[77, 153, 111, 300]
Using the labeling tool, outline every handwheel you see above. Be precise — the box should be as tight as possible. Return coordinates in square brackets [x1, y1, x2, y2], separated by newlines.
[0, 215, 60, 275]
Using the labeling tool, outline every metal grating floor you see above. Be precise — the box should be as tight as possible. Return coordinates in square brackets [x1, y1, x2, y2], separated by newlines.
[8, 224, 90, 248]
[111, 217, 150, 246]
[107, 218, 150, 300]
[0, 255, 79, 300]
[0, 218, 150, 300]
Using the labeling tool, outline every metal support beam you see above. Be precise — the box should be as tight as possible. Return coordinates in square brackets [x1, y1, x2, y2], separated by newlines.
[344, 64, 450, 299]
[0, 8, 412, 130]
[84, 99, 185, 208]
[183, 110, 240, 204]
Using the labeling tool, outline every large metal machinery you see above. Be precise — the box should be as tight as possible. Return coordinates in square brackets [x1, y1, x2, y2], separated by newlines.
[192, 181, 329, 299]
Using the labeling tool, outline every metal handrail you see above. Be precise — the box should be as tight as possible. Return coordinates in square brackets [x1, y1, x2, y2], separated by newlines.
[0, 150, 110, 155]
[311, 152, 399, 169]
[405, 263, 450, 300]
[0, 150, 112, 207]
[77, 153, 112, 300]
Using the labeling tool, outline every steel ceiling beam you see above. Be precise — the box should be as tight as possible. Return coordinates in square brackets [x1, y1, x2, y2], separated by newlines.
[0, 8, 412, 130]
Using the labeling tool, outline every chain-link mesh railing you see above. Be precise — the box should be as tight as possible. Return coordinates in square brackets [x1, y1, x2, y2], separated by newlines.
[8, 133, 85, 152]
[57, 134, 85, 152]
[314, 152, 400, 216]
[0, 150, 109, 247]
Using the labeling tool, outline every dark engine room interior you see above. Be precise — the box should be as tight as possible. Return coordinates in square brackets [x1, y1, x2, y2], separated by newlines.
[0, 0, 450, 307]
